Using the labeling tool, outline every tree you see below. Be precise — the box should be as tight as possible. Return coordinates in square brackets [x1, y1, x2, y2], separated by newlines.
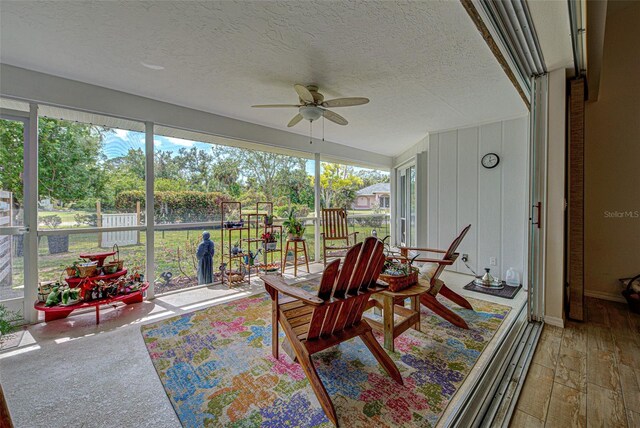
[154, 150, 180, 181]
[37, 119, 106, 205]
[211, 146, 302, 201]
[1, 118, 105, 205]
[0, 120, 24, 201]
[174, 147, 215, 192]
[107, 148, 145, 180]
[356, 169, 389, 187]
[275, 158, 314, 208]
[317, 163, 363, 209]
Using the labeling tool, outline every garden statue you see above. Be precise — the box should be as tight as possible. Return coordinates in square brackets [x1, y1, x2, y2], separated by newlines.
[196, 231, 215, 285]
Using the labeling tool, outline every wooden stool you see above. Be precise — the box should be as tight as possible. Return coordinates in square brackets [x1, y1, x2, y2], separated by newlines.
[284, 238, 310, 277]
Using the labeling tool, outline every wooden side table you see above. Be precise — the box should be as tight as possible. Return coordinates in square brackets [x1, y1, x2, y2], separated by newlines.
[364, 281, 431, 352]
[284, 238, 310, 277]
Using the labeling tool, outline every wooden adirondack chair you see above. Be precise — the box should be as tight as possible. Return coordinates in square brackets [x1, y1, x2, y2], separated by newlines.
[397, 224, 474, 329]
[321, 208, 358, 266]
[261, 237, 402, 426]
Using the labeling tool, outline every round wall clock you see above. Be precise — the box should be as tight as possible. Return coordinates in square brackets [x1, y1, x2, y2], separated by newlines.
[481, 153, 500, 169]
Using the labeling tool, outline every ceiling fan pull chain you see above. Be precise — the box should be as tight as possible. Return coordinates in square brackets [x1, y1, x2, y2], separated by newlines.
[309, 120, 313, 144]
[322, 114, 325, 141]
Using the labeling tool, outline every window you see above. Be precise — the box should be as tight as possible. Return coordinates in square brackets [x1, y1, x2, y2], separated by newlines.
[4, 100, 396, 311]
[318, 161, 391, 245]
[35, 108, 147, 288]
[397, 163, 416, 246]
[36, 109, 146, 225]
[0, 115, 25, 305]
[153, 127, 315, 291]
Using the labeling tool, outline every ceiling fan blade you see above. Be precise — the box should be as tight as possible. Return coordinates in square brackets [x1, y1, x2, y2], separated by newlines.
[287, 113, 303, 127]
[251, 104, 300, 108]
[322, 97, 370, 108]
[323, 109, 348, 126]
[294, 84, 315, 104]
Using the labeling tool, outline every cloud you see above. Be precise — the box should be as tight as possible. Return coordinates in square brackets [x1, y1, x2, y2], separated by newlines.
[165, 137, 195, 148]
[113, 129, 130, 140]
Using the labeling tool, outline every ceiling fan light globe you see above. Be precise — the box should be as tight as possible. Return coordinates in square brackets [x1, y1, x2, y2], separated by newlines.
[299, 105, 324, 122]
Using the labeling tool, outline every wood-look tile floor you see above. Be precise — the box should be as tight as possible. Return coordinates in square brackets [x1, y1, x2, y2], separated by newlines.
[510, 297, 640, 428]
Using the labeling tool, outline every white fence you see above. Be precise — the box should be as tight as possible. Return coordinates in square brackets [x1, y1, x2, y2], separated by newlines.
[0, 190, 12, 287]
[101, 213, 139, 247]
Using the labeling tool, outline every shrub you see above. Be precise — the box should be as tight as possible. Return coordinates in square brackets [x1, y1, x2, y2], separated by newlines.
[0, 304, 20, 337]
[39, 215, 62, 228]
[116, 191, 232, 223]
[274, 204, 310, 218]
[74, 213, 98, 227]
[72, 197, 99, 210]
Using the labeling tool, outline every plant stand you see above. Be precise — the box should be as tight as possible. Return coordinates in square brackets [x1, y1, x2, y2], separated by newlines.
[247, 202, 283, 274]
[284, 238, 309, 277]
[221, 201, 250, 287]
[34, 282, 149, 324]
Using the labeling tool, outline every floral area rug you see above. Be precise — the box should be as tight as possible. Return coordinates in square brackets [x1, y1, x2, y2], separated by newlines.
[141, 288, 510, 427]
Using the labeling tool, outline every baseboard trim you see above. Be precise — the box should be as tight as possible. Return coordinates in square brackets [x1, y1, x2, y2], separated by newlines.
[584, 290, 626, 304]
[544, 315, 565, 328]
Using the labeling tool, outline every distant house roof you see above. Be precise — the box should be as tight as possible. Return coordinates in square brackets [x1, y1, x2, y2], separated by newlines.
[356, 182, 390, 196]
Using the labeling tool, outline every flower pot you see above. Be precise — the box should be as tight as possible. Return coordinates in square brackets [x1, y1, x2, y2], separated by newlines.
[263, 242, 277, 251]
[103, 263, 119, 275]
[264, 216, 273, 226]
[47, 235, 69, 254]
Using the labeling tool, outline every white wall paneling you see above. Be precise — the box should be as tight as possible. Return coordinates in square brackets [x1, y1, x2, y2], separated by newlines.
[427, 134, 439, 248]
[437, 131, 459, 253]
[427, 117, 528, 280]
[456, 127, 479, 272]
[501, 118, 528, 284]
[416, 152, 429, 248]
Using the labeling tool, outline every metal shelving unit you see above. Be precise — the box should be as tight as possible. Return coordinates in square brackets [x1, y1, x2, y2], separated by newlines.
[220, 201, 283, 287]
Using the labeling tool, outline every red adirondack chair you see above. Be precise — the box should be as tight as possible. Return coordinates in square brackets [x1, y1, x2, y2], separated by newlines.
[398, 224, 474, 329]
[261, 237, 402, 426]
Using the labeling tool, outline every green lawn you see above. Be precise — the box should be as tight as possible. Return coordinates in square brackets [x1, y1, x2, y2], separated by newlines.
[38, 209, 93, 226]
[7, 213, 390, 294]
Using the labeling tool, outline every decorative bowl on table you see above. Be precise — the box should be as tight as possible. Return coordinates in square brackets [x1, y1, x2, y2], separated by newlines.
[379, 267, 419, 292]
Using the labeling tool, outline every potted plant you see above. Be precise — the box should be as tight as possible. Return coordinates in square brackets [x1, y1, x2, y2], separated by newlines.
[261, 232, 278, 251]
[379, 236, 420, 292]
[264, 214, 274, 226]
[40, 215, 69, 254]
[0, 304, 20, 344]
[282, 208, 305, 240]
[64, 260, 80, 277]
[231, 241, 241, 255]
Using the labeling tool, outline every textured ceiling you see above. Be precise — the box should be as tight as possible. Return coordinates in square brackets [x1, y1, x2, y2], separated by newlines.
[0, 0, 526, 157]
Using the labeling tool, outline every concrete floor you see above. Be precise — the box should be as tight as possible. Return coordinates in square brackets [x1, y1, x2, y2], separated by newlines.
[0, 265, 525, 428]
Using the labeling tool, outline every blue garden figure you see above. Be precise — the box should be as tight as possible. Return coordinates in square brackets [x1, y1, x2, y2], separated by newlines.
[196, 231, 215, 285]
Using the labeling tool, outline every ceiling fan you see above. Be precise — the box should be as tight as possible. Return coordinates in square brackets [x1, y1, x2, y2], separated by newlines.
[252, 84, 369, 127]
